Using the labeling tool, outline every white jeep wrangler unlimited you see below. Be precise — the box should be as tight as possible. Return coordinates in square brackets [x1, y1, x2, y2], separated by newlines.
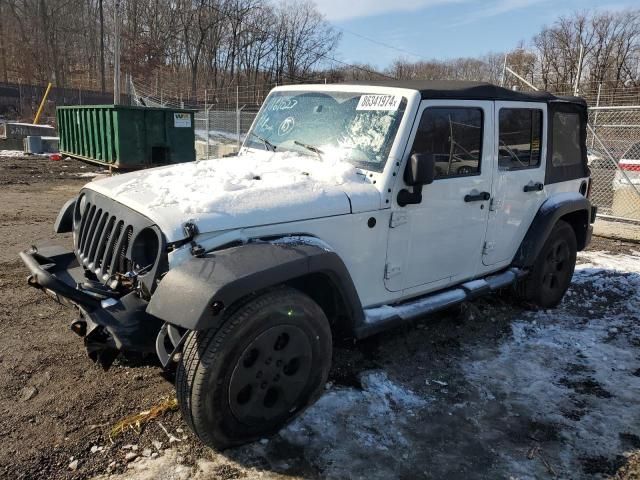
[21, 81, 595, 449]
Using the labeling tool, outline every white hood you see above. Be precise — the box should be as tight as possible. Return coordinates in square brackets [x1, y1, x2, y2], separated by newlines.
[86, 151, 381, 242]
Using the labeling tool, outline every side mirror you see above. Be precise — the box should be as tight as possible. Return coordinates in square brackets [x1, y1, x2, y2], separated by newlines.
[397, 153, 435, 207]
[404, 153, 435, 186]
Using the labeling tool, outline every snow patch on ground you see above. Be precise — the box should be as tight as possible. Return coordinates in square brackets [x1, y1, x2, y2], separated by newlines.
[0, 150, 50, 158]
[463, 250, 640, 477]
[194, 128, 245, 144]
[0, 150, 27, 157]
[90, 448, 278, 480]
[74, 172, 101, 178]
[277, 371, 427, 477]
[577, 249, 640, 274]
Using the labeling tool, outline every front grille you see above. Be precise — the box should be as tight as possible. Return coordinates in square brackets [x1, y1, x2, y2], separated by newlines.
[76, 204, 133, 281]
[73, 189, 162, 286]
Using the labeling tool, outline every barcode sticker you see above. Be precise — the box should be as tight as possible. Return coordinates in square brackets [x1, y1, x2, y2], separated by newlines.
[356, 94, 401, 111]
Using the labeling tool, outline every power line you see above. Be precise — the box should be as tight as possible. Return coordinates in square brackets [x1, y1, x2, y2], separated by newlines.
[337, 27, 429, 62]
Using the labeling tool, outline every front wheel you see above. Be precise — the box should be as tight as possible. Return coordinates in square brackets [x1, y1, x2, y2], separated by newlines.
[176, 287, 332, 449]
[517, 220, 577, 308]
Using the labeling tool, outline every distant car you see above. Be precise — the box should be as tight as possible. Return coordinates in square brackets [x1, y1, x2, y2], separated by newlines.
[433, 153, 479, 175]
[611, 142, 640, 218]
[616, 142, 640, 186]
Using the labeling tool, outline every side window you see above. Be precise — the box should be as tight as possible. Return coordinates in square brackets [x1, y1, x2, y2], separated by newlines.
[411, 107, 483, 179]
[498, 108, 543, 170]
[552, 112, 581, 167]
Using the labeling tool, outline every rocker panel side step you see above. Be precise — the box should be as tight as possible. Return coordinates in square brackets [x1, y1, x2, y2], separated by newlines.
[355, 268, 526, 338]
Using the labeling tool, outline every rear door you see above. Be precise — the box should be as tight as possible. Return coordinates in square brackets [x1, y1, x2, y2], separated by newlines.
[483, 101, 547, 267]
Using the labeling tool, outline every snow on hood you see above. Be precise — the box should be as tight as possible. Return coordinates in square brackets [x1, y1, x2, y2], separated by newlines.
[86, 151, 381, 241]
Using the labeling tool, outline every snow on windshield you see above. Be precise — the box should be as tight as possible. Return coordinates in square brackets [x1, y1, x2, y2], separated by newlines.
[339, 113, 395, 159]
[245, 91, 406, 172]
[112, 151, 367, 215]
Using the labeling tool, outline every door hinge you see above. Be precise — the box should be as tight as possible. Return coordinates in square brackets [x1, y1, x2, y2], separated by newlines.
[389, 211, 408, 228]
[482, 241, 496, 255]
[384, 263, 402, 279]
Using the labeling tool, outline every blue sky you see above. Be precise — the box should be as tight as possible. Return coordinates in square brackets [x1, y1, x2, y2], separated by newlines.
[312, 0, 637, 69]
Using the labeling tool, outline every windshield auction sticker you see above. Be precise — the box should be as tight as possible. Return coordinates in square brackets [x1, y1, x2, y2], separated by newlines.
[356, 94, 401, 111]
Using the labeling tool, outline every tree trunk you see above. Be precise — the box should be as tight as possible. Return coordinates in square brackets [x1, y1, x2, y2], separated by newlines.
[0, 0, 7, 83]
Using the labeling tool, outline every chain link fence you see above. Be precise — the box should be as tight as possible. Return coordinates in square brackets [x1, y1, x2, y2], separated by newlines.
[194, 108, 258, 159]
[587, 106, 640, 222]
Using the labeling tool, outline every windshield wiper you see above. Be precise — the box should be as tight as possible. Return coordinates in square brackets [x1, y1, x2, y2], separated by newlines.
[294, 140, 323, 159]
[249, 132, 276, 152]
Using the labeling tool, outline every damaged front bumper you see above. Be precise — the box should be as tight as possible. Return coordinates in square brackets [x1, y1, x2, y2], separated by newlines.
[19, 245, 183, 368]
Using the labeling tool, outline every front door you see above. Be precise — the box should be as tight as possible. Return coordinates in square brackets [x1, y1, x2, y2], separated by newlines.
[385, 100, 495, 294]
[483, 101, 548, 267]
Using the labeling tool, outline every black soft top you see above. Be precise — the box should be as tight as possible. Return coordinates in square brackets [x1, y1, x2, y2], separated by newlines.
[340, 80, 586, 106]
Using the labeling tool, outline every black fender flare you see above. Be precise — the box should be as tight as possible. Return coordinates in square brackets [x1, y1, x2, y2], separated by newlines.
[54, 197, 76, 233]
[146, 240, 364, 332]
[512, 192, 592, 267]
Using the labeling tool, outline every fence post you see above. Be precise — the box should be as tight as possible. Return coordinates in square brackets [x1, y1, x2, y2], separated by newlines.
[236, 86, 240, 151]
[591, 83, 602, 148]
[204, 89, 209, 159]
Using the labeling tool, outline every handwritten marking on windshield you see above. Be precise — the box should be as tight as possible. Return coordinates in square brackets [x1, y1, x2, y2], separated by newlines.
[278, 117, 295, 136]
[268, 97, 298, 111]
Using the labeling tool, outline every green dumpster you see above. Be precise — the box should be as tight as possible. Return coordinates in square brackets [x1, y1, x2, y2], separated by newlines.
[56, 105, 196, 169]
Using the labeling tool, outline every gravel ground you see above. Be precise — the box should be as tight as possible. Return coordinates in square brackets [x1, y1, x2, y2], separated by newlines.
[1, 154, 639, 480]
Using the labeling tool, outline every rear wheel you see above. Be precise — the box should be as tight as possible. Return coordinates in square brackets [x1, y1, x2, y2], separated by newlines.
[517, 220, 577, 308]
[176, 287, 332, 449]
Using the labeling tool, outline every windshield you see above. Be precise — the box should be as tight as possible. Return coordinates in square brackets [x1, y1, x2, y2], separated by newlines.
[244, 90, 407, 172]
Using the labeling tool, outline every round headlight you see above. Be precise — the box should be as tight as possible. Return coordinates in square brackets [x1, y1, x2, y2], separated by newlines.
[131, 228, 160, 272]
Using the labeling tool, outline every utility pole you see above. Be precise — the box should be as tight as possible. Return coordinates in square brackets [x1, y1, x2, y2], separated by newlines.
[113, 0, 121, 104]
[99, 0, 105, 93]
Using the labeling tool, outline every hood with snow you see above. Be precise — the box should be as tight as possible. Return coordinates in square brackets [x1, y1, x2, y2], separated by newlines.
[85, 151, 381, 242]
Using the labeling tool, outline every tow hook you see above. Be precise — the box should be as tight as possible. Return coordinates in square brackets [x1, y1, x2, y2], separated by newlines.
[70, 319, 87, 337]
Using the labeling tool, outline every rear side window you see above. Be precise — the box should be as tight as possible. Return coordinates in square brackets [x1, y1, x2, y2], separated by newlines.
[552, 112, 581, 167]
[498, 108, 542, 170]
[410, 107, 483, 179]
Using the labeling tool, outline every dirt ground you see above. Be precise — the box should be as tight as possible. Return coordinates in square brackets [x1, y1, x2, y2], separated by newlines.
[1, 155, 639, 480]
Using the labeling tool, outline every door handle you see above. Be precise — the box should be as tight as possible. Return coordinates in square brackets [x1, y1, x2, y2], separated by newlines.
[523, 182, 544, 192]
[464, 191, 491, 202]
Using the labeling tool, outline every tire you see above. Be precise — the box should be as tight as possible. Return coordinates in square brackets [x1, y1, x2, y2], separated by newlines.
[176, 287, 332, 449]
[457, 166, 472, 175]
[517, 220, 577, 308]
